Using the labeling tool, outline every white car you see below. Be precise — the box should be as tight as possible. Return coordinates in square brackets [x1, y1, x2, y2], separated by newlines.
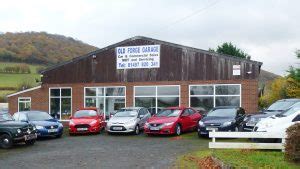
[255, 102, 300, 137]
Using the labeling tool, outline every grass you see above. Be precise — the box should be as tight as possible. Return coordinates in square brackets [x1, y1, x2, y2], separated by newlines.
[175, 149, 300, 168]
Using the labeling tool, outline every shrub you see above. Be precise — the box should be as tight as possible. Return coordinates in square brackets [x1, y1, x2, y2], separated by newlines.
[285, 123, 300, 162]
[16, 79, 34, 91]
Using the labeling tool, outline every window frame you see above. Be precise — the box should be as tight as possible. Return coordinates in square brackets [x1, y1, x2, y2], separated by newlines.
[189, 84, 242, 109]
[133, 85, 181, 114]
[49, 87, 72, 121]
[83, 86, 126, 119]
[18, 97, 31, 112]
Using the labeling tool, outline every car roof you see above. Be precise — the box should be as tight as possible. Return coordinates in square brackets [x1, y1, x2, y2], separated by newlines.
[17, 110, 48, 114]
[164, 106, 188, 110]
[79, 107, 98, 111]
[120, 107, 144, 110]
[275, 98, 300, 102]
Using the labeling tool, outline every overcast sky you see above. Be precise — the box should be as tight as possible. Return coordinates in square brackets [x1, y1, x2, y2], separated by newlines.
[0, 0, 299, 75]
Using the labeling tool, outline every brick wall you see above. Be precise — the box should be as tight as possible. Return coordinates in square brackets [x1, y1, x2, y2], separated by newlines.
[8, 79, 259, 115]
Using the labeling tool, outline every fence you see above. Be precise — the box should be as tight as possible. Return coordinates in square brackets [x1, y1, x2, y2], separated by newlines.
[209, 129, 286, 151]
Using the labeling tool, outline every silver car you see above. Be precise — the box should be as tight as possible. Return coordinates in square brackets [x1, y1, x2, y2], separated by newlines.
[106, 107, 151, 135]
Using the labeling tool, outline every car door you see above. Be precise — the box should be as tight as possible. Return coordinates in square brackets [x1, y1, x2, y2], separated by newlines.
[188, 108, 201, 128]
[179, 109, 192, 131]
[137, 109, 146, 127]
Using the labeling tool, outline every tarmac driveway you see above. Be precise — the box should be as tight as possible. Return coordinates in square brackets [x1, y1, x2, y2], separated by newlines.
[0, 132, 208, 169]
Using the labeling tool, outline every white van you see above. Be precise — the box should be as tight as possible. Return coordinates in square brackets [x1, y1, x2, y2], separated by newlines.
[255, 102, 300, 137]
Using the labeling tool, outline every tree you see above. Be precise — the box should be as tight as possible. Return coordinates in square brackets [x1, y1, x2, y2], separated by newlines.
[287, 50, 300, 81]
[209, 42, 250, 59]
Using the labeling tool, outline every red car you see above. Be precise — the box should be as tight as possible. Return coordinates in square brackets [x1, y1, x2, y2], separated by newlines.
[69, 107, 105, 135]
[144, 107, 202, 136]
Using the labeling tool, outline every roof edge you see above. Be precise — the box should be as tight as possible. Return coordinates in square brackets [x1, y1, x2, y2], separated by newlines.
[7, 86, 41, 98]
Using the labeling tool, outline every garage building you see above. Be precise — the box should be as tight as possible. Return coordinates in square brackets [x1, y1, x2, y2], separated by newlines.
[7, 36, 262, 120]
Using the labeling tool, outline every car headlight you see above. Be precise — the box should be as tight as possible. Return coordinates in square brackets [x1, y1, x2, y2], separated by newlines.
[36, 125, 44, 130]
[90, 120, 97, 125]
[199, 121, 205, 127]
[163, 122, 174, 126]
[69, 120, 75, 126]
[17, 129, 22, 133]
[222, 121, 234, 127]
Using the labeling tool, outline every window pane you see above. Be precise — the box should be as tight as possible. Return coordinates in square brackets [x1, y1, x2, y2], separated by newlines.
[157, 97, 179, 108]
[85, 88, 96, 96]
[215, 96, 240, 106]
[50, 89, 60, 97]
[50, 98, 60, 119]
[61, 98, 71, 120]
[190, 97, 214, 111]
[19, 98, 30, 102]
[135, 97, 156, 108]
[135, 87, 156, 96]
[105, 97, 125, 119]
[61, 89, 71, 96]
[97, 88, 104, 96]
[157, 86, 179, 96]
[19, 102, 31, 111]
[85, 98, 96, 107]
[106, 87, 125, 96]
[215, 85, 240, 95]
[97, 98, 104, 112]
[190, 86, 213, 95]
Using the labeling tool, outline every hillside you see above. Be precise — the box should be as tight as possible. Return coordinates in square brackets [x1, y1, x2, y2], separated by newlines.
[0, 32, 98, 64]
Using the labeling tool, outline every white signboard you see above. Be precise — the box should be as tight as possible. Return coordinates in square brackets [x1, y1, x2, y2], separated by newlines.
[116, 45, 160, 69]
[233, 65, 241, 75]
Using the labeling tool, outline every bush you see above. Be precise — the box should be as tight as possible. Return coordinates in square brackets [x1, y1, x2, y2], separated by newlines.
[16, 79, 34, 91]
[285, 123, 300, 162]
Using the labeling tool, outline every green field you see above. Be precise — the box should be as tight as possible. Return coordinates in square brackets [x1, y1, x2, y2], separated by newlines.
[0, 62, 44, 100]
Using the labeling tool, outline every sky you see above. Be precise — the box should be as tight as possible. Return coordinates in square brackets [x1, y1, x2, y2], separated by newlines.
[0, 0, 299, 75]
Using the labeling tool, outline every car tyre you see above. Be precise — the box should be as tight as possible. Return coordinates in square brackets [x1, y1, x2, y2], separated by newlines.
[175, 124, 181, 136]
[0, 134, 13, 149]
[134, 125, 140, 135]
[25, 139, 36, 146]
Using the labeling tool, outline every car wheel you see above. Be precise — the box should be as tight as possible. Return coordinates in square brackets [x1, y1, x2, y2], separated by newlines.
[134, 125, 140, 135]
[0, 134, 13, 149]
[175, 124, 181, 136]
[25, 140, 36, 146]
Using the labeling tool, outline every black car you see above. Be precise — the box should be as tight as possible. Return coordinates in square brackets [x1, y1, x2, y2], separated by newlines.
[0, 112, 37, 149]
[198, 106, 245, 137]
[241, 98, 300, 131]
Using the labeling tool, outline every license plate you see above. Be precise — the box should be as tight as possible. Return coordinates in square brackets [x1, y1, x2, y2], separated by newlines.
[113, 127, 123, 130]
[150, 127, 160, 131]
[206, 127, 218, 131]
[48, 129, 58, 133]
[246, 122, 255, 127]
[25, 134, 37, 141]
[77, 128, 88, 131]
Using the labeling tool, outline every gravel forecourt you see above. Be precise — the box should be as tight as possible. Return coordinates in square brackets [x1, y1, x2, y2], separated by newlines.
[0, 131, 209, 169]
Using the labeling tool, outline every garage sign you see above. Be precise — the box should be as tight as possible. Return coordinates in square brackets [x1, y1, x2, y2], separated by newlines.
[233, 65, 241, 75]
[116, 45, 160, 69]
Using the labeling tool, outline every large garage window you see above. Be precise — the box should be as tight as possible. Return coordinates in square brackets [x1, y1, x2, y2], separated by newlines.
[134, 85, 180, 114]
[189, 84, 241, 111]
[18, 97, 31, 112]
[49, 88, 72, 121]
[84, 87, 126, 120]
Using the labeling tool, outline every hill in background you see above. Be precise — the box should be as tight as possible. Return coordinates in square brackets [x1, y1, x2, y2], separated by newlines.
[0, 32, 98, 65]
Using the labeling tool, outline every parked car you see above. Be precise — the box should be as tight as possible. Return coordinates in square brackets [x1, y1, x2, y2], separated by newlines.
[241, 99, 300, 131]
[69, 107, 105, 135]
[144, 107, 202, 136]
[197, 106, 246, 137]
[0, 112, 37, 149]
[106, 107, 151, 135]
[255, 102, 300, 135]
[147, 107, 163, 116]
[13, 111, 63, 138]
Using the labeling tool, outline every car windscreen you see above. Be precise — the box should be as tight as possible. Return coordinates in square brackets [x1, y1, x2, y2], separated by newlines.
[114, 111, 137, 117]
[117, 109, 138, 113]
[74, 110, 97, 118]
[278, 102, 300, 117]
[155, 109, 181, 117]
[207, 108, 237, 117]
[0, 113, 14, 121]
[267, 101, 297, 112]
[28, 112, 53, 121]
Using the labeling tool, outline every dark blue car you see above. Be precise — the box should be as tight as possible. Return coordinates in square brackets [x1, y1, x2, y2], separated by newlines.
[13, 111, 63, 138]
[198, 106, 245, 137]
